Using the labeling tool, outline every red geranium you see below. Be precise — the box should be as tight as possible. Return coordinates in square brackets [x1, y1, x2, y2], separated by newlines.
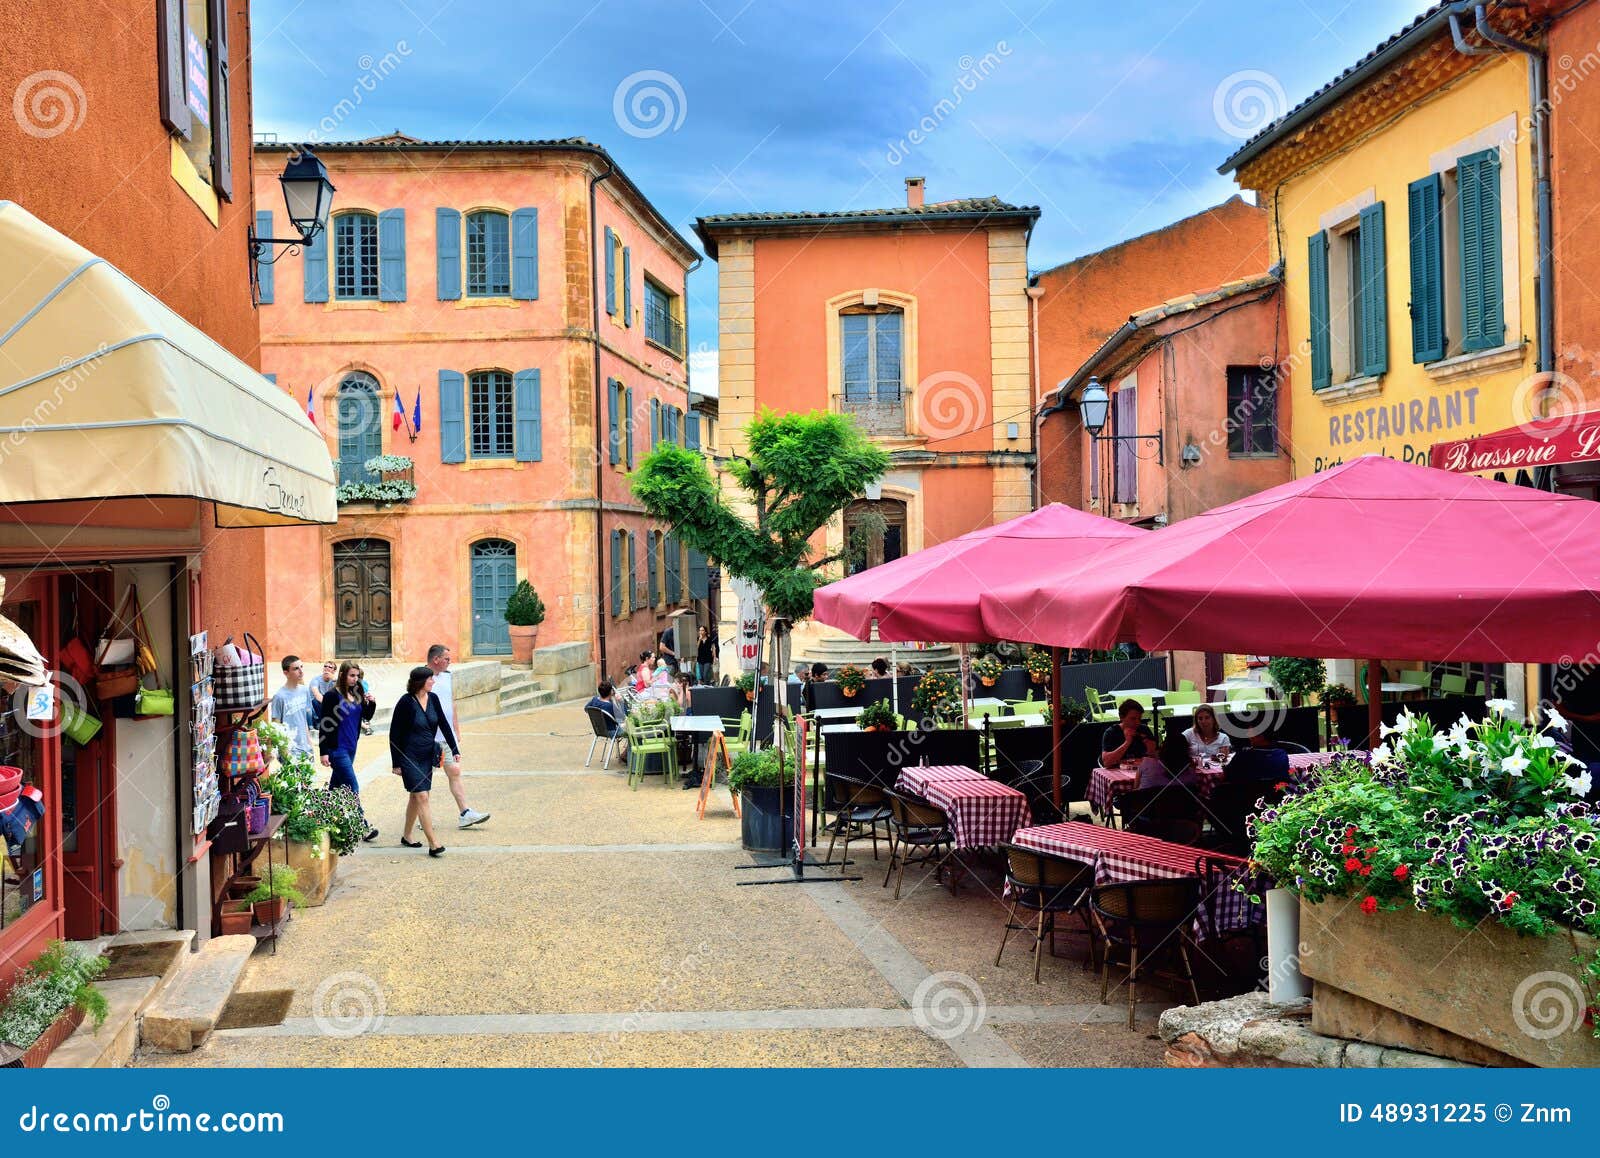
[1501, 891, 1519, 910]
[1360, 896, 1378, 915]
[1359, 865, 1372, 876]
[1344, 857, 1362, 873]
[1393, 864, 1410, 882]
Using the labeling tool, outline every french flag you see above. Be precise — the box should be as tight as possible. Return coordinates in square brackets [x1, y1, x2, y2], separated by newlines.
[305, 386, 318, 429]
[393, 391, 405, 432]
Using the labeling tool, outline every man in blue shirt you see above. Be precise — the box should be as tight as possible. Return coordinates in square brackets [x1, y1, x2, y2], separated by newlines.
[269, 655, 315, 758]
[1224, 730, 1292, 785]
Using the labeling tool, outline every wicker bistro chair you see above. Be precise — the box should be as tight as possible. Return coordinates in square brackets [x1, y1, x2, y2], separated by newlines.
[882, 790, 956, 900]
[1090, 878, 1202, 1027]
[1117, 785, 1203, 845]
[990, 757, 1043, 790]
[996, 843, 1098, 982]
[584, 705, 622, 769]
[822, 773, 892, 865]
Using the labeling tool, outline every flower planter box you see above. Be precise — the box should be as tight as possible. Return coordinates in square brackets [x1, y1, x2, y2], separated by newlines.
[272, 830, 337, 907]
[1299, 898, 1600, 1067]
[9, 1005, 84, 1068]
[739, 783, 796, 854]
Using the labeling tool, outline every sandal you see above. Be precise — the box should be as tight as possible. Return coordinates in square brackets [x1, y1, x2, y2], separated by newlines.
[428, 845, 446, 857]
[399, 836, 422, 848]
[363, 828, 380, 842]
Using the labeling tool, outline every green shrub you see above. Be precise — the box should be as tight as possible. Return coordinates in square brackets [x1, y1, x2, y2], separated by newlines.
[244, 864, 306, 908]
[856, 700, 899, 730]
[505, 580, 546, 627]
[1266, 656, 1327, 698]
[727, 748, 793, 793]
[0, 940, 108, 1047]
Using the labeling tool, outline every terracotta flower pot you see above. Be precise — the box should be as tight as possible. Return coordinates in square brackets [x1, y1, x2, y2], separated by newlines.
[253, 896, 287, 927]
[508, 623, 540, 665]
[980, 677, 996, 687]
[842, 687, 858, 698]
[220, 899, 253, 935]
[16, 1005, 83, 1068]
[744, 691, 754, 702]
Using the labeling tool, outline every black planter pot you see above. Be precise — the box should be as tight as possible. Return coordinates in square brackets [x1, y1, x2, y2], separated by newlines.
[739, 782, 797, 853]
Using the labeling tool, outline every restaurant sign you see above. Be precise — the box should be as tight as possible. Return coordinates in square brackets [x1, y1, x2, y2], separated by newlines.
[730, 576, 762, 672]
[1429, 410, 1600, 474]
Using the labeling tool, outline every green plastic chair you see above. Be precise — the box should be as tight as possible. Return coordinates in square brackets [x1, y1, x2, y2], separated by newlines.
[1438, 674, 1469, 696]
[626, 718, 679, 789]
[1006, 698, 1047, 715]
[1177, 678, 1196, 693]
[1162, 689, 1202, 706]
[1398, 669, 1429, 694]
[1083, 687, 1118, 723]
[1227, 685, 1265, 702]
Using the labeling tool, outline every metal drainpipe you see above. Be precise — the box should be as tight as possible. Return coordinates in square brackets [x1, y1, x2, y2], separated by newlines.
[1451, 2, 1554, 373]
[1027, 281, 1044, 508]
[589, 158, 616, 680]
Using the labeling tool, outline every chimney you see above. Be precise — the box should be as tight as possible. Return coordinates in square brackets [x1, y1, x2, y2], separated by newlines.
[905, 177, 925, 208]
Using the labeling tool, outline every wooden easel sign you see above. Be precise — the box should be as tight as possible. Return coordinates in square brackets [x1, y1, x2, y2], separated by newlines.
[696, 732, 739, 819]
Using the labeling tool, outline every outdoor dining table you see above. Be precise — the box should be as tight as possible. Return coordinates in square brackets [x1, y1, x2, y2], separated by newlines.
[809, 706, 863, 722]
[969, 714, 1045, 729]
[669, 715, 726, 734]
[897, 771, 1033, 851]
[895, 763, 992, 795]
[968, 696, 1010, 713]
[1110, 686, 1167, 700]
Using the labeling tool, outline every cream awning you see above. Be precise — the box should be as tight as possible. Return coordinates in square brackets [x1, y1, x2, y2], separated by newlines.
[0, 201, 336, 527]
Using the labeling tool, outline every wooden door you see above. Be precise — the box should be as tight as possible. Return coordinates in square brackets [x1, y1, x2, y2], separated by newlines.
[470, 540, 516, 656]
[333, 539, 392, 657]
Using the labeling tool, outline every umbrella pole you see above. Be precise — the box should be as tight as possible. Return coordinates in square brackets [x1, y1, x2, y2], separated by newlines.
[1051, 646, 1063, 808]
[890, 641, 898, 717]
[1366, 658, 1383, 749]
[959, 643, 970, 730]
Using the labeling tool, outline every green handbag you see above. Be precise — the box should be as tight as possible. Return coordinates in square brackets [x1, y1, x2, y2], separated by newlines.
[134, 683, 175, 717]
[60, 703, 103, 745]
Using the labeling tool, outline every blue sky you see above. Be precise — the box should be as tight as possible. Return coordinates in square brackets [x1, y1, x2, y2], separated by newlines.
[251, 0, 1436, 386]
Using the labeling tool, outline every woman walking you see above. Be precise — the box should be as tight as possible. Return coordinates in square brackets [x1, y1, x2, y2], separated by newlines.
[695, 625, 717, 685]
[391, 665, 461, 856]
[316, 660, 379, 842]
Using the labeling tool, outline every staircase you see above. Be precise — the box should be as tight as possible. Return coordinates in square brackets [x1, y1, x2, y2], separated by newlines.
[47, 930, 195, 1068]
[498, 667, 553, 715]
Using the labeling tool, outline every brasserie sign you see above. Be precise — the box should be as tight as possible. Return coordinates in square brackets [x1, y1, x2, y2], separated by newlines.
[1429, 414, 1600, 474]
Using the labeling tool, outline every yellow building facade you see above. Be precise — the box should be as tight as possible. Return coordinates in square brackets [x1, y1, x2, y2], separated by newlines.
[1227, 35, 1538, 476]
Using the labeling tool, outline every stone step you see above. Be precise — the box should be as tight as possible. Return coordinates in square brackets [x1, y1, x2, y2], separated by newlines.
[48, 930, 195, 1068]
[499, 687, 554, 715]
[140, 934, 255, 1052]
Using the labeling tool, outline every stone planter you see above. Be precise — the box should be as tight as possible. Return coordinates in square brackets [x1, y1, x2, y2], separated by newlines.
[508, 624, 539, 665]
[1299, 898, 1600, 1067]
[273, 830, 337, 907]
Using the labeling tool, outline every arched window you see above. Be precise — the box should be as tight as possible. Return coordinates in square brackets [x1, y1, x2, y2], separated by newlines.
[469, 369, 514, 458]
[466, 210, 511, 297]
[470, 539, 517, 656]
[337, 372, 382, 483]
[333, 211, 379, 300]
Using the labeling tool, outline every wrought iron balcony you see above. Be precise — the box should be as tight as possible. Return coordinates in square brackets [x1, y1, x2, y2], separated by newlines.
[336, 454, 417, 506]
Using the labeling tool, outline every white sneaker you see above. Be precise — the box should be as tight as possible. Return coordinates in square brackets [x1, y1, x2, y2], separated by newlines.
[458, 808, 490, 828]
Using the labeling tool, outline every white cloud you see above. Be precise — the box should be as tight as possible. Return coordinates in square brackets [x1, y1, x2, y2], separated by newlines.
[690, 349, 718, 395]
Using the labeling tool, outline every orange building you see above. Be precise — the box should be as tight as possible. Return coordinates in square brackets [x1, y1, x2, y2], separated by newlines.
[1034, 197, 1270, 506]
[695, 179, 1039, 656]
[0, 1, 333, 978]
[254, 137, 699, 679]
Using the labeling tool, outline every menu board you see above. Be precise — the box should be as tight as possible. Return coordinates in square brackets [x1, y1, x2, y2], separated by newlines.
[189, 630, 217, 836]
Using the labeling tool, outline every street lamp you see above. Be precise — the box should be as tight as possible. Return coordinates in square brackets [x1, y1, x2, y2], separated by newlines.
[248, 148, 336, 301]
[1076, 374, 1163, 465]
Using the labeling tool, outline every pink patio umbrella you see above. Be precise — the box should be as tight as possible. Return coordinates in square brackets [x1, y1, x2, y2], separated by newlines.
[813, 504, 1144, 805]
[979, 454, 1600, 741]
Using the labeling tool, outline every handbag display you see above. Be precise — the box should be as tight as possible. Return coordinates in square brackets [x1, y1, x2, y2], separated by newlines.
[209, 792, 249, 855]
[212, 632, 265, 711]
[59, 703, 102, 746]
[93, 585, 159, 702]
[221, 727, 265, 780]
[133, 684, 174, 717]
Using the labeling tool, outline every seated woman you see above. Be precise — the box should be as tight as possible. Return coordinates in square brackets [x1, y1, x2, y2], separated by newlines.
[632, 651, 655, 693]
[1137, 731, 1204, 791]
[1183, 704, 1233, 763]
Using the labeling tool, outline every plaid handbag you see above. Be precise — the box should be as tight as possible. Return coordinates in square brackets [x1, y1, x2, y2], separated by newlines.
[213, 632, 266, 711]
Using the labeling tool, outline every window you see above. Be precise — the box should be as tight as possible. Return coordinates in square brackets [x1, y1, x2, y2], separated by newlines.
[466, 210, 511, 297]
[158, 0, 233, 200]
[840, 309, 903, 402]
[334, 212, 379, 300]
[1308, 201, 1387, 390]
[337, 373, 382, 483]
[645, 279, 685, 356]
[1226, 366, 1278, 456]
[469, 370, 514, 458]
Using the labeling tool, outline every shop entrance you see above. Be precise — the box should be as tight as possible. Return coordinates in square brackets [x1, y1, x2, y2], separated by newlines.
[57, 576, 117, 940]
[333, 539, 392, 657]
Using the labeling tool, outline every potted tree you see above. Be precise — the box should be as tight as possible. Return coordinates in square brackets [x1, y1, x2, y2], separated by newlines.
[729, 748, 795, 852]
[1319, 682, 1357, 735]
[910, 669, 960, 728]
[0, 941, 109, 1068]
[1266, 655, 1327, 708]
[245, 864, 306, 928]
[836, 664, 866, 699]
[972, 654, 1003, 688]
[504, 580, 546, 666]
[857, 700, 898, 732]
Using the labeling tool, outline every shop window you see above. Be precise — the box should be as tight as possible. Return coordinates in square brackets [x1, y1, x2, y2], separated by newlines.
[1226, 366, 1278, 456]
[0, 604, 44, 932]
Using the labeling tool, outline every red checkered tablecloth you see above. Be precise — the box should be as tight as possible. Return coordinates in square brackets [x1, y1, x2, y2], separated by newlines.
[895, 764, 991, 796]
[1087, 762, 1224, 816]
[916, 778, 1032, 850]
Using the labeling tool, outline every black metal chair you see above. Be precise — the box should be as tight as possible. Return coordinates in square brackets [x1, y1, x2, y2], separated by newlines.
[1117, 785, 1203, 845]
[583, 705, 622, 769]
[1090, 878, 1202, 1027]
[822, 773, 891, 865]
[1275, 740, 1311, 754]
[992, 757, 1043, 789]
[882, 790, 956, 899]
[1013, 772, 1065, 825]
[1197, 781, 1264, 855]
[1195, 854, 1271, 968]
[996, 843, 1097, 981]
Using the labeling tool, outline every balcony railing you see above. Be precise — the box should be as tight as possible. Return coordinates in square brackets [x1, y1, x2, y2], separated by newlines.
[336, 454, 417, 506]
[644, 298, 686, 357]
[839, 391, 906, 436]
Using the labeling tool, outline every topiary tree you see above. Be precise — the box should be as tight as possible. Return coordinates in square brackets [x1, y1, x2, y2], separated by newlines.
[505, 579, 546, 627]
[629, 408, 889, 623]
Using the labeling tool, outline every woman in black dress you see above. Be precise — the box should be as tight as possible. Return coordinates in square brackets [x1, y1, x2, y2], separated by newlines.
[390, 665, 461, 856]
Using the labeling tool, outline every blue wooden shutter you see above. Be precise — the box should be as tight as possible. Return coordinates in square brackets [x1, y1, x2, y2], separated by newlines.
[610, 529, 623, 616]
[687, 549, 708, 600]
[604, 227, 617, 315]
[438, 369, 466, 463]
[685, 410, 701, 452]
[436, 208, 462, 301]
[1307, 231, 1331, 391]
[665, 534, 680, 602]
[647, 532, 659, 606]
[607, 379, 620, 465]
[378, 209, 406, 302]
[1408, 175, 1446, 363]
[514, 369, 542, 462]
[302, 222, 328, 303]
[1358, 201, 1388, 377]
[255, 211, 275, 303]
[511, 207, 539, 300]
[622, 247, 632, 326]
[263, 373, 277, 385]
[625, 387, 635, 468]
[627, 531, 639, 610]
[650, 398, 660, 449]
[1458, 147, 1504, 352]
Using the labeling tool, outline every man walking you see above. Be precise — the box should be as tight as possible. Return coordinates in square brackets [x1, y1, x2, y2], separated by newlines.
[428, 644, 490, 828]
[269, 655, 316, 759]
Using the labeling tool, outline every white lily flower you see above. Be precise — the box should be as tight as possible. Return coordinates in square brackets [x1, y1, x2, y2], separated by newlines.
[1567, 771, 1593, 797]
[1532, 735, 1558, 750]
[1370, 743, 1393, 765]
[1379, 719, 1403, 739]
[1486, 698, 1518, 717]
[1431, 735, 1452, 753]
[1546, 705, 1570, 730]
[1502, 752, 1530, 777]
